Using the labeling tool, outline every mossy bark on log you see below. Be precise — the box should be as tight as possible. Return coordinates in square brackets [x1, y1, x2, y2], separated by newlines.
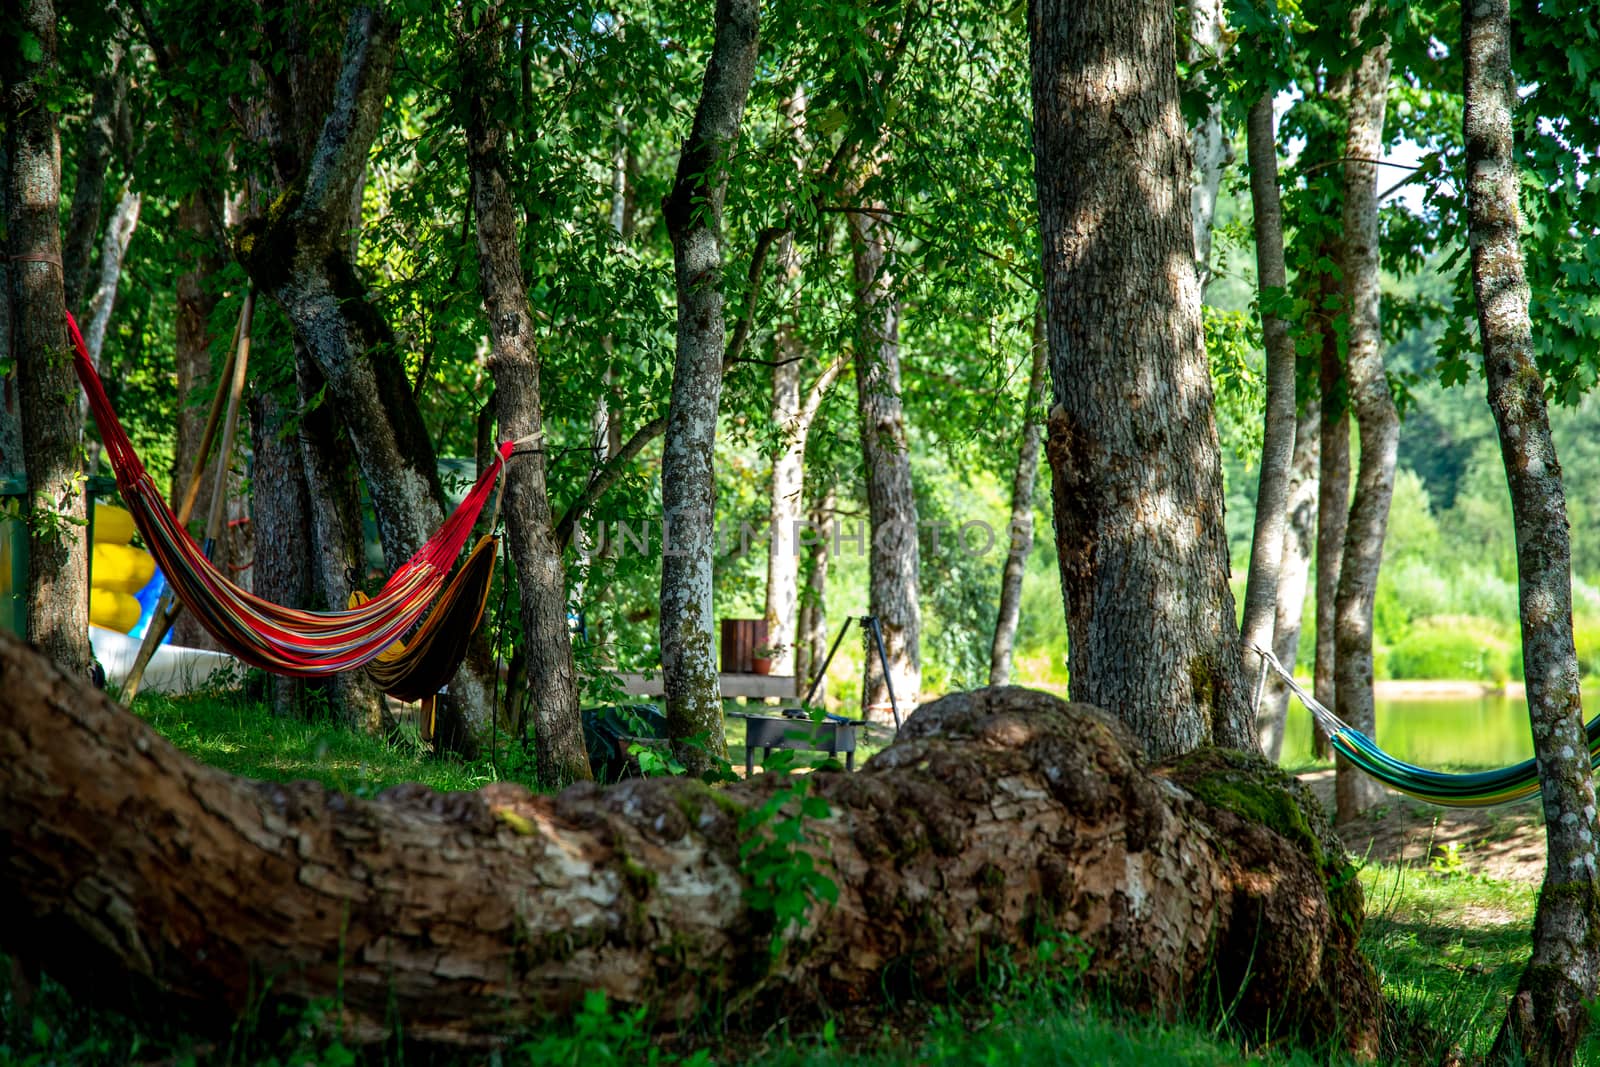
[0, 638, 1378, 1055]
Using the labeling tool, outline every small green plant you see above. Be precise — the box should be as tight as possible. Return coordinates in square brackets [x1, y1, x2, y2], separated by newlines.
[516, 990, 712, 1066]
[738, 743, 840, 958]
[1430, 840, 1467, 878]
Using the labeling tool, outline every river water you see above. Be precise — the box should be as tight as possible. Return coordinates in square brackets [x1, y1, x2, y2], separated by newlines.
[1278, 691, 1547, 769]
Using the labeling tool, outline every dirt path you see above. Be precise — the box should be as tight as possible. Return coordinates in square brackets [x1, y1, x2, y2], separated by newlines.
[1299, 769, 1548, 884]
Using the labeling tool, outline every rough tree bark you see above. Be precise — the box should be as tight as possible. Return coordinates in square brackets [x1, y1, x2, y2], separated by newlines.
[80, 189, 140, 370]
[4, 0, 93, 678]
[234, 5, 499, 739]
[293, 348, 385, 730]
[1259, 400, 1319, 761]
[460, 4, 592, 787]
[1464, 3, 1600, 1061]
[1241, 93, 1300, 753]
[1312, 234, 1347, 762]
[0, 633, 1381, 1056]
[659, 0, 762, 772]
[1030, 0, 1253, 758]
[989, 309, 1047, 687]
[1333, 7, 1395, 821]
[850, 197, 921, 725]
[248, 381, 314, 719]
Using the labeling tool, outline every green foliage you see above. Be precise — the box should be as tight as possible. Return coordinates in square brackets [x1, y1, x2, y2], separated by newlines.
[516, 990, 712, 1067]
[1386, 618, 1512, 685]
[738, 740, 840, 958]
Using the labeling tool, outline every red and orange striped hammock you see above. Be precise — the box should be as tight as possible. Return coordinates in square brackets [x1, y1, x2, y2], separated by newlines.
[67, 311, 510, 679]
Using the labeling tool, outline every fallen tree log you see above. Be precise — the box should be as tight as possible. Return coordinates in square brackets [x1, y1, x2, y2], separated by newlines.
[0, 633, 1379, 1054]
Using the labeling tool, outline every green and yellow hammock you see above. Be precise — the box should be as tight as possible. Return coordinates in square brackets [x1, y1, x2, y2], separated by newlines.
[69, 310, 503, 687]
[1256, 647, 1581, 808]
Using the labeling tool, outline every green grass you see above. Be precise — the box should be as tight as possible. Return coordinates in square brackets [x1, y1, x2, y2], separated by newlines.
[0, 693, 1560, 1066]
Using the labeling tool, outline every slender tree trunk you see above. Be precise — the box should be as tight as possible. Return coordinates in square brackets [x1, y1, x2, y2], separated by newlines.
[1185, 0, 1229, 288]
[762, 88, 809, 680]
[1030, 0, 1253, 758]
[795, 488, 834, 702]
[81, 189, 140, 368]
[659, 0, 762, 772]
[1465, 3, 1600, 1060]
[1333, 8, 1395, 821]
[0, 636, 1384, 1057]
[1312, 237, 1346, 762]
[989, 309, 1047, 686]
[1259, 399, 1319, 761]
[169, 191, 227, 649]
[0, 140, 17, 483]
[1241, 93, 1300, 751]
[461, 5, 591, 787]
[850, 199, 921, 725]
[5, 0, 92, 678]
[61, 17, 128, 312]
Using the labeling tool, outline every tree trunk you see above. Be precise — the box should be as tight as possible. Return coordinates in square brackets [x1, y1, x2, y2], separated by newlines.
[1030, 0, 1252, 758]
[81, 188, 140, 369]
[1312, 236, 1346, 762]
[61, 17, 128, 312]
[170, 190, 227, 649]
[795, 487, 834, 702]
[248, 381, 313, 719]
[1259, 399, 1319, 761]
[850, 199, 921, 725]
[1185, 0, 1229, 289]
[235, 5, 500, 739]
[989, 308, 1047, 687]
[461, 4, 592, 788]
[1333, 8, 1395, 822]
[762, 88, 808, 680]
[5, 0, 92, 678]
[1241, 93, 1300, 753]
[293, 347, 384, 730]
[659, 0, 762, 773]
[0, 633, 1382, 1057]
[1464, 3, 1600, 1061]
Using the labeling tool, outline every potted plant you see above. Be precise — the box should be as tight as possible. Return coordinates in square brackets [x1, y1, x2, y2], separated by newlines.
[751, 644, 778, 675]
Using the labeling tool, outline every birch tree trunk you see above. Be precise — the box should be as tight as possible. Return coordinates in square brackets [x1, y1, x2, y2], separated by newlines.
[61, 16, 128, 313]
[461, 4, 592, 787]
[1259, 400, 1319, 761]
[851, 201, 921, 725]
[1333, 9, 1395, 821]
[659, 0, 762, 772]
[1464, 3, 1600, 1060]
[989, 309, 1047, 687]
[1185, 0, 1229, 288]
[1030, 0, 1253, 758]
[4, 0, 93, 678]
[1241, 93, 1300, 751]
[0, 633, 1382, 1058]
[795, 487, 834, 702]
[762, 88, 808, 680]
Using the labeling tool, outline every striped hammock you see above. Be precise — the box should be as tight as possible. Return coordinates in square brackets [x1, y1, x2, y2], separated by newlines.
[67, 310, 510, 678]
[1254, 646, 1581, 808]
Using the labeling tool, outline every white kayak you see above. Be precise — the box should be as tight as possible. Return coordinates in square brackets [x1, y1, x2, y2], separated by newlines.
[89, 625, 238, 695]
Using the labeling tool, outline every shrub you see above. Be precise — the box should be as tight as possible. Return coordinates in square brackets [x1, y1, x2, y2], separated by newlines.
[1387, 616, 1512, 684]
